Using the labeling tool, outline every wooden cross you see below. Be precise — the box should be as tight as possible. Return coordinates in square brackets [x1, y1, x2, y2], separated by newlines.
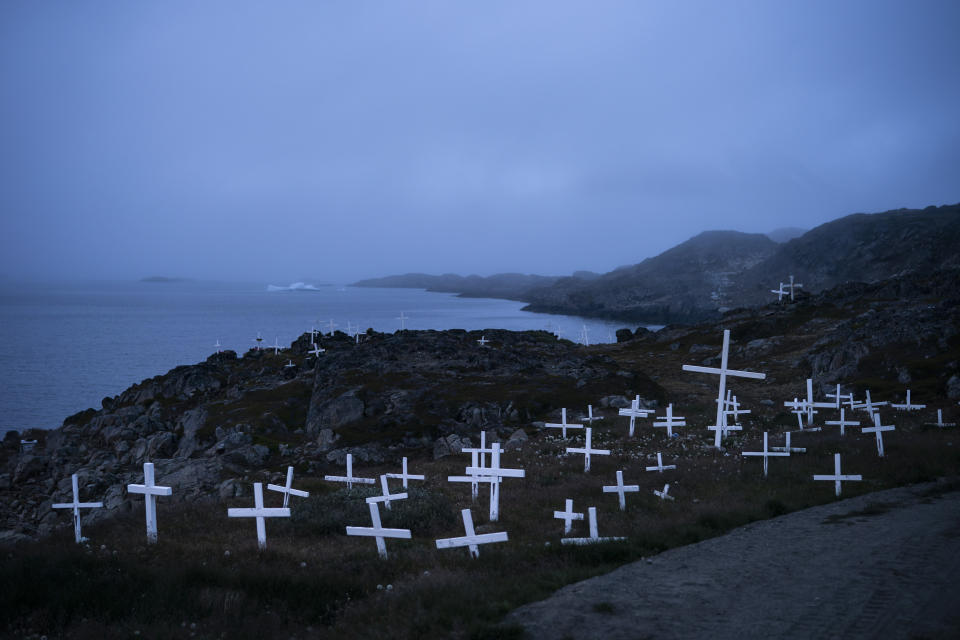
[891, 389, 925, 411]
[580, 324, 590, 346]
[825, 384, 854, 410]
[435, 509, 508, 558]
[813, 453, 862, 497]
[645, 452, 676, 473]
[561, 507, 625, 545]
[863, 413, 895, 457]
[366, 475, 408, 511]
[127, 462, 172, 544]
[254, 332, 263, 351]
[770, 431, 806, 453]
[227, 482, 290, 550]
[214, 339, 222, 354]
[603, 470, 639, 510]
[553, 499, 584, 534]
[545, 407, 583, 438]
[266, 466, 309, 509]
[308, 343, 325, 358]
[926, 409, 956, 428]
[742, 432, 790, 477]
[771, 282, 788, 302]
[582, 404, 603, 424]
[653, 483, 675, 501]
[785, 274, 803, 301]
[310, 326, 318, 342]
[52, 474, 103, 544]
[326, 319, 337, 335]
[396, 312, 409, 330]
[324, 453, 376, 489]
[345, 501, 411, 559]
[272, 337, 282, 355]
[566, 427, 610, 472]
[653, 403, 685, 438]
[682, 330, 766, 448]
[385, 457, 425, 489]
[825, 408, 860, 436]
[618, 395, 654, 437]
[464, 443, 524, 521]
[853, 390, 887, 417]
[477, 335, 489, 346]
[454, 432, 495, 500]
[284, 359, 296, 369]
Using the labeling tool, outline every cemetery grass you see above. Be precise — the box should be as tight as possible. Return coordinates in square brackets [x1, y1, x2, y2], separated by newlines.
[5, 408, 960, 639]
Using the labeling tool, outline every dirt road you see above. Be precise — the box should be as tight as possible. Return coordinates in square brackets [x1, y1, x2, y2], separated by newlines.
[506, 480, 960, 639]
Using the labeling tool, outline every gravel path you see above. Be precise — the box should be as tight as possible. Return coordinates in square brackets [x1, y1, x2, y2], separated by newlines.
[506, 480, 960, 639]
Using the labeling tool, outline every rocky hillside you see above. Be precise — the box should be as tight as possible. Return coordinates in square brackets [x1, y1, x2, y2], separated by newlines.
[351, 272, 562, 300]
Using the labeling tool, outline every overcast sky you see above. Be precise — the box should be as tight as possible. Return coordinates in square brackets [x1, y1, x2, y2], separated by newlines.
[1, 1, 958, 284]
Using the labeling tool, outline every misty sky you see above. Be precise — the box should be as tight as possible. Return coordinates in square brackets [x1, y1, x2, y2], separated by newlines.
[1, 1, 958, 284]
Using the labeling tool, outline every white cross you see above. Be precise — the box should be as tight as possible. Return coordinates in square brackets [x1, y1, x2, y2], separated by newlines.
[770, 431, 806, 453]
[566, 427, 610, 473]
[603, 470, 639, 511]
[722, 391, 750, 424]
[345, 321, 356, 335]
[346, 501, 411, 559]
[853, 390, 887, 417]
[618, 395, 655, 437]
[272, 337, 282, 355]
[653, 483, 675, 501]
[326, 319, 337, 335]
[813, 453, 862, 497]
[453, 432, 494, 500]
[926, 409, 956, 428]
[214, 339, 222, 354]
[127, 462, 173, 544]
[653, 403, 685, 438]
[891, 389, 926, 411]
[580, 324, 590, 347]
[309, 343, 325, 358]
[367, 475, 408, 511]
[396, 312, 409, 330]
[464, 443, 525, 521]
[771, 282, 788, 302]
[324, 453, 376, 489]
[825, 384, 854, 410]
[52, 474, 103, 544]
[227, 482, 290, 550]
[581, 404, 603, 424]
[785, 274, 803, 301]
[682, 330, 766, 448]
[254, 332, 263, 350]
[545, 407, 583, 438]
[266, 466, 309, 509]
[825, 408, 860, 436]
[561, 507, 625, 545]
[385, 457, 425, 489]
[645, 452, 677, 473]
[553, 498, 584, 534]
[742, 432, 790, 477]
[284, 359, 296, 369]
[863, 413, 895, 457]
[310, 326, 318, 342]
[435, 508, 508, 558]
[477, 335, 489, 346]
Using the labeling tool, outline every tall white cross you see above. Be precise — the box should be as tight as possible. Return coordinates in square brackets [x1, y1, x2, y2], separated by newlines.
[127, 462, 172, 544]
[566, 427, 610, 472]
[582, 404, 603, 424]
[813, 453, 862, 497]
[227, 482, 290, 550]
[926, 409, 956, 428]
[455, 432, 494, 500]
[214, 339, 222, 354]
[272, 337, 282, 355]
[545, 408, 583, 438]
[771, 282, 788, 302]
[553, 499, 584, 534]
[825, 384, 854, 410]
[653, 483, 675, 501]
[396, 312, 409, 330]
[682, 330, 766, 448]
[435, 509, 508, 558]
[464, 443, 525, 521]
[385, 457, 425, 489]
[645, 452, 676, 473]
[853, 390, 887, 418]
[603, 470, 639, 511]
[785, 274, 803, 301]
[326, 319, 337, 335]
[254, 332, 263, 351]
[346, 501, 411, 559]
[561, 507, 625, 545]
[266, 466, 309, 509]
[863, 413, 895, 457]
[53, 474, 103, 544]
[580, 324, 590, 347]
[309, 343, 325, 358]
[825, 408, 860, 436]
[742, 432, 790, 477]
[324, 454, 376, 489]
[310, 326, 318, 342]
[891, 389, 925, 411]
[618, 396, 654, 437]
[477, 335, 489, 346]
[770, 431, 806, 453]
[367, 475, 408, 511]
[653, 404, 686, 438]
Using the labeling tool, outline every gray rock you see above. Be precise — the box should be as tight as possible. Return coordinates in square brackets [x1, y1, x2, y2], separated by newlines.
[505, 428, 528, 451]
[601, 395, 631, 409]
[947, 375, 960, 400]
[316, 428, 340, 451]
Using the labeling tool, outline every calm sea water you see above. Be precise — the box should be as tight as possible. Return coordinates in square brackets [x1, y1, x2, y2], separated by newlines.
[0, 280, 635, 434]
